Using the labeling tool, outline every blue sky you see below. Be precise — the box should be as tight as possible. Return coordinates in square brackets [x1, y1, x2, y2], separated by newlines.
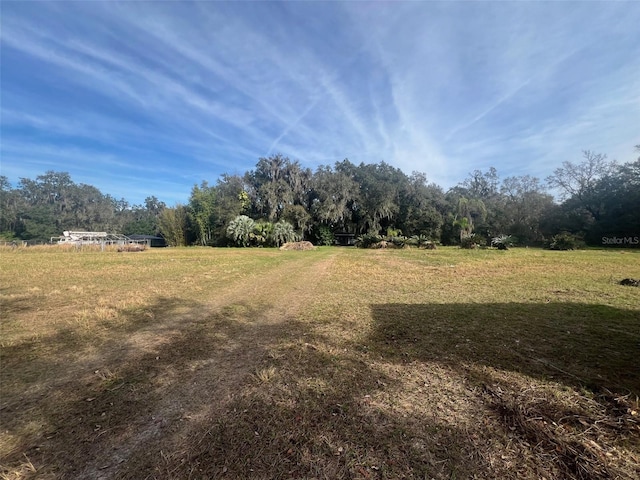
[2, 1, 639, 206]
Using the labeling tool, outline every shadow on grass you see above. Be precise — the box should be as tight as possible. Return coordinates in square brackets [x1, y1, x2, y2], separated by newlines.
[0, 296, 245, 473]
[0, 293, 38, 315]
[368, 302, 640, 396]
[0, 296, 190, 402]
[1, 295, 489, 480]
[366, 302, 640, 479]
[4, 299, 639, 479]
[162, 348, 483, 480]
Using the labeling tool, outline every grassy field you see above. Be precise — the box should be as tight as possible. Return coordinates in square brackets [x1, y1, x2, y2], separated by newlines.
[1, 245, 639, 479]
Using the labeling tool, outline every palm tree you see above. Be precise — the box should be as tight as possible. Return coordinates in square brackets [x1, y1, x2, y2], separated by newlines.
[271, 220, 299, 247]
[453, 216, 472, 241]
[227, 215, 255, 247]
[251, 221, 273, 246]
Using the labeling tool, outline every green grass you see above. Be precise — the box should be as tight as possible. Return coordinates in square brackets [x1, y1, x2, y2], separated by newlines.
[1, 245, 639, 479]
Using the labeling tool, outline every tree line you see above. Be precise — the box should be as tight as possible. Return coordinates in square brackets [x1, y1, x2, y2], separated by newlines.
[1, 148, 638, 247]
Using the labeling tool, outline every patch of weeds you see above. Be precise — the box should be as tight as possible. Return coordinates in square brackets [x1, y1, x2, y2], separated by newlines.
[252, 366, 278, 384]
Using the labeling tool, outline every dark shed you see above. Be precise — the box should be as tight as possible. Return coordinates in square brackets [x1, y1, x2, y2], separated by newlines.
[334, 233, 356, 246]
[128, 235, 167, 247]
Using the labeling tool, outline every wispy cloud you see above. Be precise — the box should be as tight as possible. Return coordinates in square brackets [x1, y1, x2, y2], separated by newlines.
[2, 1, 639, 203]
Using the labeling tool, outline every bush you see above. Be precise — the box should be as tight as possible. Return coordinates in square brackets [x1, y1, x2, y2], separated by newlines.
[271, 220, 299, 247]
[491, 234, 515, 250]
[408, 235, 437, 249]
[251, 221, 273, 246]
[312, 226, 335, 246]
[355, 233, 382, 248]
[460, 233, 481, 249]
[547, 232, 584, 250]
[388, 236, 406, 248]
[226, 215, 256, 247]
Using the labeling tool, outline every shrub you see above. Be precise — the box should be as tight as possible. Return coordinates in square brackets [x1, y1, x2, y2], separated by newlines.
[251, 221, 273, 247]
[226, 215, 256, 247]
[491, 234, 515, 250]
[460, 233, 478, 249]
[271, 220, 299, 247]
[386, 227, 402, 238]
[388, 236, 406, 248]
[409, 235, 437, 249]
[312, 225, 335, 246]
[355, 233, 382, 248]
[547, 232, 584, 251]
[405, 236, 418, 247]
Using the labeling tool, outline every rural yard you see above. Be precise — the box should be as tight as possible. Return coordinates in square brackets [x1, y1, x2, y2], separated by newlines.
[1, 246, 639, 479]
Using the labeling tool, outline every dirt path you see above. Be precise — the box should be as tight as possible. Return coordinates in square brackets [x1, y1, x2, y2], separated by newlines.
[73, 250, 340, 479]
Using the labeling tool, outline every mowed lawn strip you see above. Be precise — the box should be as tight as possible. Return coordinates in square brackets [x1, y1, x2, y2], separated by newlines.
[1, 246, 638, 479]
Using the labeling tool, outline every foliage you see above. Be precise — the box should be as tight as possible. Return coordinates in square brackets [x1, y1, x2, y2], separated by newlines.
[271, 220, 299, 247]
[452, 197, 487, 243]
[453, 215, 472, 241]
[544, 151, 639, 245]
[491, 234, 515, 250]
[281, 204, 311, 233]
[459, 233, 479, 249]
[225, 217, 299, 248]
[245, 154, 311, 222]
[226, 215, 256, 247]
[2, 147, 638, 248]
[311, 225, 335, 246]
[386, 227, 402, 238]
[250, 221, 273, 247]
[398, 174, 445, 241]
[189, 182, 217, 246]
[355, 233, 382, 248]
[500, 175, 554, 245]
[546, 151, 614, 206]
[407, 234, 436, 249]
[347, 161, 404, 234]
[310, 165, 358, 231]
[158, 205, 189, 246]
[547, 232, 584, 251]
[387, 235, 406, 248]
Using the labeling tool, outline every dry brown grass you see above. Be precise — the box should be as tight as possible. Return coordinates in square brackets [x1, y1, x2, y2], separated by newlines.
[1, 246, 638, 479]
[279, 241, 316, 251]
